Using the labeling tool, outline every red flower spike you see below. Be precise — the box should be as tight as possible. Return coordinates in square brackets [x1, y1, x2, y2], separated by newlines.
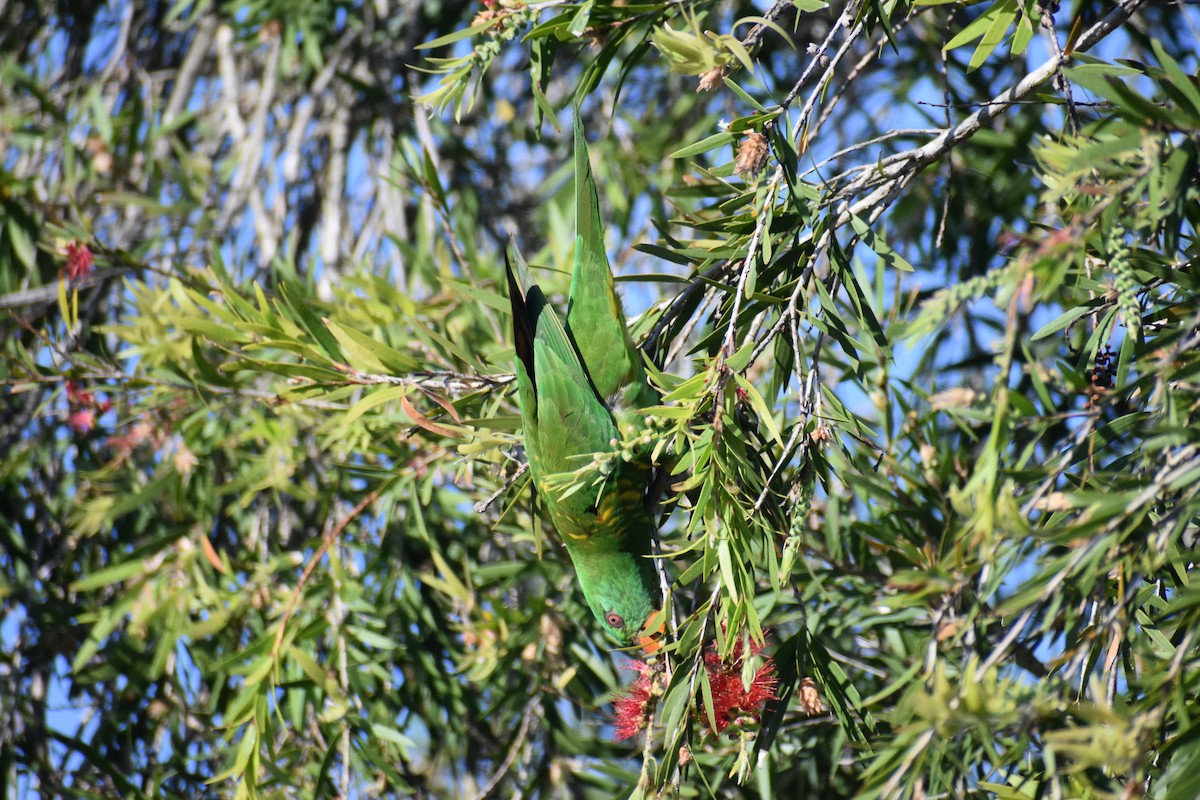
[64, 379, 112, 436]
[612, 660, 656, 741]
[699, 635, 778, 735]
[63, 242, 94, 282]
[68, 408, 96, 435]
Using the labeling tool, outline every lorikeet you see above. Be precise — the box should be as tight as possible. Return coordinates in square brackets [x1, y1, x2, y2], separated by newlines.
[505, 110, 663, 649]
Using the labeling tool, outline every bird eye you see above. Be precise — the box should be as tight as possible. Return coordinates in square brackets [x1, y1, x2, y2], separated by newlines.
[605, 612, 624, 628]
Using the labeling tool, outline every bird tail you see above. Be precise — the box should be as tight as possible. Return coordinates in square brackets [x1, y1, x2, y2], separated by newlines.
[565, 108, 646, 404]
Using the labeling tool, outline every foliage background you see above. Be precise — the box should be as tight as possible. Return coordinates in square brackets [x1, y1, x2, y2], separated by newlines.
[2, 0, 1199, 797]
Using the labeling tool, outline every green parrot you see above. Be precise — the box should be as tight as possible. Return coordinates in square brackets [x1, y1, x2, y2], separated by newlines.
[505, 110, 663, 649]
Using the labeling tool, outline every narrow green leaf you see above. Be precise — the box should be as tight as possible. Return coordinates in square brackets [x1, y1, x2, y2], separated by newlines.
[289, 646, 339, 695]
[944, 0, 1010, 52]
[567, 0, 593, 36]
[70, 559, 146, 593]
[348, 625, 400, 651]
[1030, 302, 1100, 341]
[280, 282, 344, 360]
[7, 217, 36, 270]
[1152, 40, 1200, 119]
[968, 0, 1018, 72]
[324, 320, 419, 374]
[734, 374, 783, 446]
[416, 20, 495, 51]
[342, 384, 409, 427]
[669, 132, 736, 160]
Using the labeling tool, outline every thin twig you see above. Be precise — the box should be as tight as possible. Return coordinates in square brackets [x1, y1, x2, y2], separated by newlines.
[738, 0, 795, 51]
[800, 129, 942, 181]
[975, 607, 1040, 678]
[271, 488, 381, 658]
[776, 17, 853, 116]
[830, 0, 1147, 216]
[787, 19, 865, 149]
[473, 461, 529, 513]
[0, 269, 133, 311]
[881, 729, 936, 799]
[475, 701, 538, 800]
[333, 365, 514, 394]
[643, 260, 733, 364]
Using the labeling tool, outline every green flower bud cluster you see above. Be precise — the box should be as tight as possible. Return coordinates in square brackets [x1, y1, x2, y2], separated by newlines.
[1107, 227, 1141, 340]
[650, 17, 733, 77]
[944, 264, 1011, 309]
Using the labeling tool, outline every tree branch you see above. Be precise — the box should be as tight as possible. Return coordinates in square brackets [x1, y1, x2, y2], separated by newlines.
[831, 0, 1148, 219]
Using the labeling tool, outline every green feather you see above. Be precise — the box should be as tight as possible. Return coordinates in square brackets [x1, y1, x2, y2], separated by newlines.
[504, 109, 662, 647]
[566, 111, 657, 421]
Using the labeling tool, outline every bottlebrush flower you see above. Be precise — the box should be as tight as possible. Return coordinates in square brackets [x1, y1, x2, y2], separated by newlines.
[64, 379, 113, 436]
[700, 635, 777, 735]
[797, 677, 823, 716]
[612, 635, 779, 742]
[612, 660, 656, 741]
[733, 132, 770, 178]
[173, 440, 199, 475]
[697, 64, 728, 92]
[65, 380, 92, 407]
[63, 241, 94, 281]
[105, 419, 157, 459]
[67, 408, 97, 435]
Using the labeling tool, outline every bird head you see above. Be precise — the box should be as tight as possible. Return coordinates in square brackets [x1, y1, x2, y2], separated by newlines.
[578, 558, 663, 651]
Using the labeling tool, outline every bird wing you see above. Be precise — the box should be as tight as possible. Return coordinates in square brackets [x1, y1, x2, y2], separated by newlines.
[565, 108, 653, 410]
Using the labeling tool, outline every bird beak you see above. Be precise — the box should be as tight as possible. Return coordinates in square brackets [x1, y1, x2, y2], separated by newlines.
[637, 610, 666, 654]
